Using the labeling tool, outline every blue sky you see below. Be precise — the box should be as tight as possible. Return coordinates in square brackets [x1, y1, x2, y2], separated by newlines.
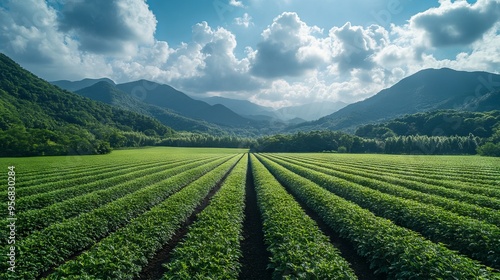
[0, 0, 499, 107]
[151, 0, 434, 48]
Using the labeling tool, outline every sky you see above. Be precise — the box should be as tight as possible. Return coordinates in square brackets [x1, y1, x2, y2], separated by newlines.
[0, 0, 499, 108]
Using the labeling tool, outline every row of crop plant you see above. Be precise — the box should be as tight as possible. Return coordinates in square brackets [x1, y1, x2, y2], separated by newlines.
[291, 154, 500, 198]
[164, 154, 249, 279]
[47, 155, 242, 279]
[0, 156, 221, 241]
[271, 154, 500, 225]
[255, 154, 499, 279]
[301, 154, 500, 186]
[0, 155, 234, 279]
[261, 154, 500, 270]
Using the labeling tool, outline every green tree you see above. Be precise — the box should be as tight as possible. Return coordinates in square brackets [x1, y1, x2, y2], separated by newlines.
[477, 142, 500, 157]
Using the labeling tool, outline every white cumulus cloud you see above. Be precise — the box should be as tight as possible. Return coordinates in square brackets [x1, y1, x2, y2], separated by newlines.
[250, 12, 330, 78]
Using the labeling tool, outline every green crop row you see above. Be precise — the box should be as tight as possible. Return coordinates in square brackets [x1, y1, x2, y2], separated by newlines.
[9, 159, 191, 213]
[3, 158, 173, 199]
[358, 156, 500, 198]
[9, 147, 232, 186]
[293, 153, 497, 179]
[255, 154, 499, 280]
[298, 154, 499, 189]
[251, 154, 357, 279]
[286, 154, 500, 201]
[163, 154, 248, 279]
[0, 155, 235, 279]
[262, 154, 500, 270]
[272, 154, 500, 226]
[0, 157, 220, 241]
[346, 160, 499, 187]
[11, 162, 116, 185]
[46, 155, 243, 280]
[9, 159, 150, 191]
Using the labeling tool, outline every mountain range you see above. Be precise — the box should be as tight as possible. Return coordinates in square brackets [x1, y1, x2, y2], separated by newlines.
[197, 96, 347, 121]
[275, 101, 347, 121]
[54, 79, 348, 125]
[3, 51, 500, 146]
[53, 67, 500, 136]
[55, 78, 259, 129]
[51, 78, 116, 92]
[74, 81, 225, 135]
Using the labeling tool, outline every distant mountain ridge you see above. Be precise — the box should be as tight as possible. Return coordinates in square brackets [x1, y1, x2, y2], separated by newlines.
[53, 78, 263, 130]
[115, 80, 259, 128]
[292, 68, 500, 132]
[75, 81, 224, 134]
[54, 78, 349, 124]
[199, 96, 275, 119]
[198, 96, 347, 121]
[275, 101, 347, 121]
[52, 78, 115, 92]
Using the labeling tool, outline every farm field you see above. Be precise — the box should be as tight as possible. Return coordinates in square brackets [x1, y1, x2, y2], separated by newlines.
[1, 147, 499, 279]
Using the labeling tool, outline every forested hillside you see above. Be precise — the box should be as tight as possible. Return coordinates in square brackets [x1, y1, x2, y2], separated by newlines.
[355, 110, 500, 139]
[0, 53, 174, 156]
[355, 110, 500, 156]
[2, 51, 500, 157]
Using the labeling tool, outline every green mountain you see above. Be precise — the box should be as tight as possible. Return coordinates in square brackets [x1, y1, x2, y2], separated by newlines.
[116, 80, 260, 128]
[75, 81, 228, 134]
[0, 53, 174, 156]
[462, 90, 500, 112]
[54, 78, 261, 128]
[293, 68, 500, 132]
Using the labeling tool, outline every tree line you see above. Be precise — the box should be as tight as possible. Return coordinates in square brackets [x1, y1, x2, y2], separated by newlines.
[250, 130, 489, 155]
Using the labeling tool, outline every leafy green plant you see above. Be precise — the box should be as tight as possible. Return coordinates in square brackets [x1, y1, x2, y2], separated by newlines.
[283, 153, 500, 199]
[0, 157, 218, 242]
[261, 154, 500, 269]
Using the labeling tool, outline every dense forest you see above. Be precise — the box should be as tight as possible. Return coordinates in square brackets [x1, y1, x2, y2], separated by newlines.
[354, 110, 500, 156]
